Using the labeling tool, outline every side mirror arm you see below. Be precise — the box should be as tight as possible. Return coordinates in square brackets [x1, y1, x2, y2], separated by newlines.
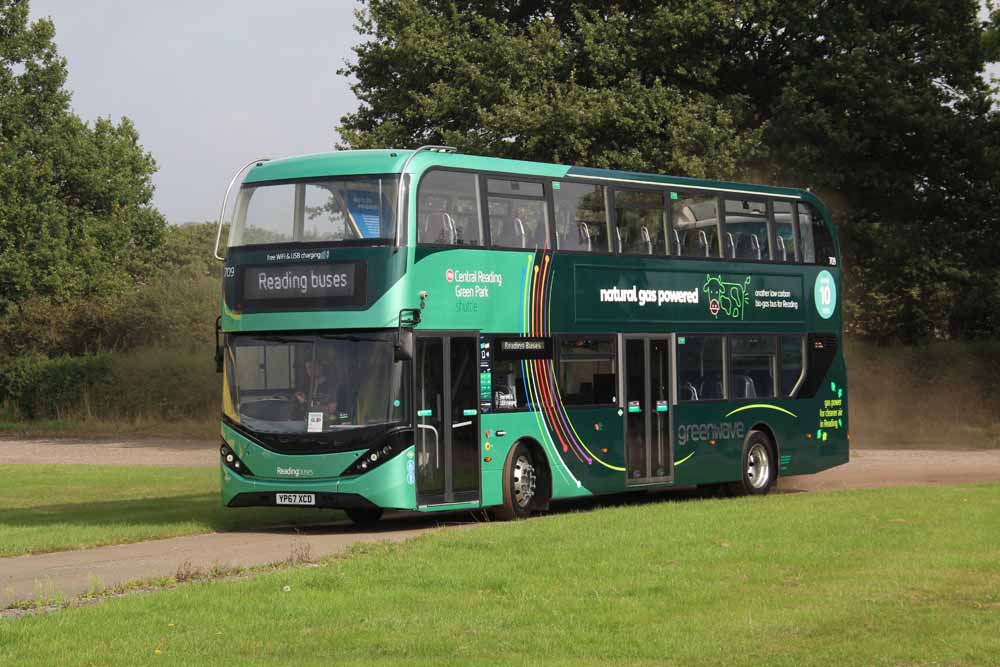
[215, 316, 224, 373]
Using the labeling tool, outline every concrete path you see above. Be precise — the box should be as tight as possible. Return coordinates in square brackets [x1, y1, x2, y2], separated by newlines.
[0, 437, 217, 467]
[1, 516, 476, 608]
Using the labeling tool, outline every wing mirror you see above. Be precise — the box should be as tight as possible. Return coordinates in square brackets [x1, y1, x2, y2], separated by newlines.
[394, 308, 421, 361]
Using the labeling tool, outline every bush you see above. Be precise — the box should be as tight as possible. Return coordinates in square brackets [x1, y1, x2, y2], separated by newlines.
[0, 348, 219, 422]
[0, 223, 223, 358]
[0, 354, 114, 420]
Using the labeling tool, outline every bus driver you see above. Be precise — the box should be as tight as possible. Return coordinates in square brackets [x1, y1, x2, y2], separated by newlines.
[293, 359, 352, 422]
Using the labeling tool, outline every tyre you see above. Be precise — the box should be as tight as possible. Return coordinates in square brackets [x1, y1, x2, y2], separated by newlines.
[492, 442, 539, 520]
[345, 506, 383, 525]
[727, 430, 777, 496]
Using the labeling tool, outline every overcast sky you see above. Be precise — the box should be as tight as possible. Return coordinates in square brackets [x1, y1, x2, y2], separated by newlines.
[27, 2, 1000, 225]
[29, 1, 363, 224]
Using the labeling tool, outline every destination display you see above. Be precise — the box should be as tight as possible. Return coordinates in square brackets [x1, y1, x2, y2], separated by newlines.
[239, 262, 365, 309]
[493, 336, 553, 360]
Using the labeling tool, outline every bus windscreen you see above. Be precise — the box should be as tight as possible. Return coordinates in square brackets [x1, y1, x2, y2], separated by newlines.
[226, 332, 407, 435]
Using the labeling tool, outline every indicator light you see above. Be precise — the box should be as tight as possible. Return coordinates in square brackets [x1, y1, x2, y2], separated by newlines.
[484, 456, 492, 463]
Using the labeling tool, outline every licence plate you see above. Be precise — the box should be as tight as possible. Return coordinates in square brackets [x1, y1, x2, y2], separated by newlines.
[275, 493, 315, 506]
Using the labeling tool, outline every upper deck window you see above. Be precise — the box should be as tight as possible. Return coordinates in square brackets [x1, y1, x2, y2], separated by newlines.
[553, 182, 611, 253]
[772, 201, 799, 262]
[798, 202, 837, 266]
[672, 193, 721, 258]
[228, 176, 399, 248]
[724, 198, 769, 261]
[417, 170, 484, 246]
[615, 189, 666, 255]
[486, 178, 549, 250]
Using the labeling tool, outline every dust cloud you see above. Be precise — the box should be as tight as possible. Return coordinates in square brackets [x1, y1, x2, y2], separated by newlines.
[846, 340, 1000, 449]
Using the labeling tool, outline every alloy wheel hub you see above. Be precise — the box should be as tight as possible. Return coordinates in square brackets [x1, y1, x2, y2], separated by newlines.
[512, 455, 536, 507]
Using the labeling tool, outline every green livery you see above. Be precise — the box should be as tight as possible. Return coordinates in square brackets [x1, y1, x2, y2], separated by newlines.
[216, 147, 848, 521]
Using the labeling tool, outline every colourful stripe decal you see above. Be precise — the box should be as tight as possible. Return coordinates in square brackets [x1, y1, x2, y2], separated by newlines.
[724, 404, 798, 419]
[675, 451, 695, 466]
[522, 252, 625, 472]
[518, 253, 582, 490]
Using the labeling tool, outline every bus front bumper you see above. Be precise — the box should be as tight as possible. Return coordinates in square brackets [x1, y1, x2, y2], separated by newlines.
[220, 445, 418, 511]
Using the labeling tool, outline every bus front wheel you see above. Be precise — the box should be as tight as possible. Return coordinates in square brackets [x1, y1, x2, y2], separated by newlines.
[727, 430, 776, 496]
[345, 507, 383, 525]
[493, 442, 538, 520]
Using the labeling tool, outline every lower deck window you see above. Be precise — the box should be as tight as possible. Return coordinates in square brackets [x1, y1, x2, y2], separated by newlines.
[731, 335, 776, 399]
[677, 335, 724, 401]
[492, 359, 531, 410]
[780, 336, 805, 397]
[557, 336, 617, 405]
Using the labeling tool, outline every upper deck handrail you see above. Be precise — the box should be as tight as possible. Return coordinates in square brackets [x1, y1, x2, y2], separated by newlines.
[394, 145, 456, 250]
[213, 157, 270, 261]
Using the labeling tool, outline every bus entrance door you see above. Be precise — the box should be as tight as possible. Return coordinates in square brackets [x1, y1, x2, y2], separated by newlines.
[623, 336, 673, 485]
[415, 333, 481, 506]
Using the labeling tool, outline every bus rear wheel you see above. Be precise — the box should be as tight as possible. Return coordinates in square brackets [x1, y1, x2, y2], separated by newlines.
[727, 430, 776, 496]
[345, 507, 383, 525]
[493, 443, 538, 520]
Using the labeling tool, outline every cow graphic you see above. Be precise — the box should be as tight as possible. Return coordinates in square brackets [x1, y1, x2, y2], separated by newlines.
[703, 274, 751, 320]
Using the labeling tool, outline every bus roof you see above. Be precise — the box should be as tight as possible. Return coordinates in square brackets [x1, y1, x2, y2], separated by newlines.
[244, 149, 811, 201]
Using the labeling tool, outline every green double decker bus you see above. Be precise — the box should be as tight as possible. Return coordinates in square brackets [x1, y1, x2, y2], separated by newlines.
[215, 146, 847, 523]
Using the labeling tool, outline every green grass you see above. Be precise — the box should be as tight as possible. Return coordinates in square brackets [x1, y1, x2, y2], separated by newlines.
[0, 417, 217, 440]
[2, 484, 998, 666]
[0, 465, 338, 557]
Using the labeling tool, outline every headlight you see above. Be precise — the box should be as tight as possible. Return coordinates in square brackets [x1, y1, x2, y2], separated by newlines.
[220, 443, 254, 477]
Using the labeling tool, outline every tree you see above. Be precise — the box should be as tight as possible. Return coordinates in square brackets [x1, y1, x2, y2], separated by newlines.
[338, 0, 1000, 342]
[0, 0, 165, 314]
[338, 1, 766, 179]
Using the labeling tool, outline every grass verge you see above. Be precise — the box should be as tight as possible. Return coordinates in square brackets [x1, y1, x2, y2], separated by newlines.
[0, 418, 217, 440]
[0, 465, 338, 558]
[2, 484, 998, 666]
